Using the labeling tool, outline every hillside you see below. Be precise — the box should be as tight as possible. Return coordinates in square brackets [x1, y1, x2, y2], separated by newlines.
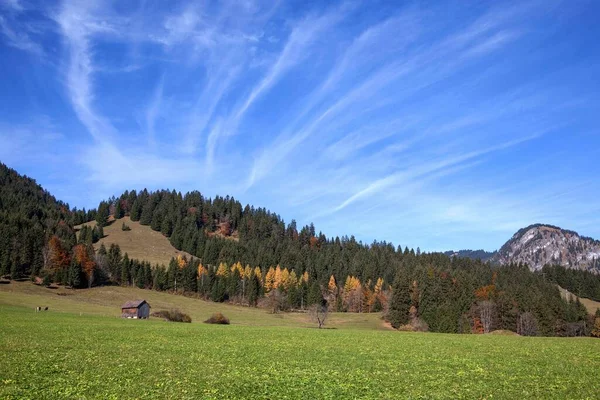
[494, 224, 600, 271]
[77, 217, 194, 267]
[0, 162, 88, 279]
[557, 285, 600, 315]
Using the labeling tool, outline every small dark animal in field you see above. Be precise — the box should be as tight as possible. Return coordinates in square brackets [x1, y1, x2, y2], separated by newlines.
[44, 307, 48, 311]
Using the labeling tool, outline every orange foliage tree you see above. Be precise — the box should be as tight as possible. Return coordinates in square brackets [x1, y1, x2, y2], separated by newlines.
[73, 244, 96, 288]
[43, 236, 70, 278]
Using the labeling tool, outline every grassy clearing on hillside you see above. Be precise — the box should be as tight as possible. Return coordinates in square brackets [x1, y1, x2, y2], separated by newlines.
[77, 217, 194, 266]
[0, 281, 387, 330]
[559, 286, 600, 314]
[1, 306, 599, 399]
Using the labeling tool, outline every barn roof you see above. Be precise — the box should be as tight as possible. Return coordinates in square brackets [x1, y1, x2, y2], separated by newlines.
[121, 300, 148, 309]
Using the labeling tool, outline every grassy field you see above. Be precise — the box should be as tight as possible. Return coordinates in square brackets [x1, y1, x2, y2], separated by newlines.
[76, 217, 194, 266]
[1, 283, 600, 399]
[1, 305, 599, 399]
[0, 281, 387, 330]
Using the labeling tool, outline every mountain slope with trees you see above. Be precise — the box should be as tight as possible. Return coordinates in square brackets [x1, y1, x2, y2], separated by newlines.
[0, 163, 596, 336]
[0, 163, 93, 279]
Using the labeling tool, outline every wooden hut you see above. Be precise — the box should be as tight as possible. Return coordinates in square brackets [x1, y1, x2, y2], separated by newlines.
[121, 300, 151, 319]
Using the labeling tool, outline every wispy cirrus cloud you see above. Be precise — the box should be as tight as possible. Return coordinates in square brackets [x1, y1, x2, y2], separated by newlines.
[2, 0, 599, 251]
[0, 15, 43, 56]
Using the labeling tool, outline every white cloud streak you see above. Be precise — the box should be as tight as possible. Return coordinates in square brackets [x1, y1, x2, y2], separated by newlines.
[0, 14, 43, 56]
[10, 0, 594, 250]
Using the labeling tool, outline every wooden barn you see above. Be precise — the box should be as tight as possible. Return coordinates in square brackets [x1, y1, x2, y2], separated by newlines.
[121, 300, 151, 319]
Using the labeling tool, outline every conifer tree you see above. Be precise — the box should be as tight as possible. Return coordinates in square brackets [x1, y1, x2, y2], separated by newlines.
[121, 253, 130, 286]
[308, 281, 322, 306]
[114, 199, 123, 219]
[388, 271, 412, 328]
[67, 258, 82, 288]
[95, 201, 110, 227]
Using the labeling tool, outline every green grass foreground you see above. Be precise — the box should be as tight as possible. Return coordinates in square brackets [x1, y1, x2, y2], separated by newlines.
[1, 306, 599, 399]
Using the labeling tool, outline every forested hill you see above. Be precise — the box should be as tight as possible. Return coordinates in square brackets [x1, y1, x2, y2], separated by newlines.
[97, 188, 409, 285]
[0, 163, 91, 278]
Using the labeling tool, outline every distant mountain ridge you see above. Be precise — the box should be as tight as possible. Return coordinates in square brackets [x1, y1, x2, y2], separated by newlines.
[447, 224, 600, 272]
[493, 224, 600, 272]
[443, 249, 496, 262]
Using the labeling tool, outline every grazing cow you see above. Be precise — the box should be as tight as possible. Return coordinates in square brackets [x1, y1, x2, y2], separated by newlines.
[35, 307, 41, 312]
[44, 307, 48, 311]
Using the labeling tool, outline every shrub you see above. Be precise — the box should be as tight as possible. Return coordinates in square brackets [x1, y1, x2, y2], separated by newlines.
[396, 317, 429, 332]
[204, 312, 230, 325]
[151, 309, 192, 323]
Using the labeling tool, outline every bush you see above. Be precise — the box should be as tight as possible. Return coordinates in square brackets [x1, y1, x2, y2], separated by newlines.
[151, 309, 192, 323]
[204, 312, 230, 325]
[396, 317, 429, 332]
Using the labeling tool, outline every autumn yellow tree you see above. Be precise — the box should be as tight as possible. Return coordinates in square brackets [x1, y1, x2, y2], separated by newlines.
[328, 275, 337, 295]
[342, 276, 362, 312]
[374, 277, 384, 294]
[231, 261, 244, 278]
[197, 264, 207, 278]
[287, 270, 298, 289]
[273, 265, 283, 289]
[264, 267, 276, 292]
[301, 271, 309, 285]
[216, 262, 229, 278]
[280, 268, 290, 290]
[363, 279, 375, 312]
[373, 277, 387, 311]
[327, 275, 338, 306]
[197, 264, 207, 287]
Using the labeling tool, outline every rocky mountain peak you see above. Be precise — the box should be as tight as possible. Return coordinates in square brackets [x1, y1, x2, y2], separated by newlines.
[494, 224, 600, 271]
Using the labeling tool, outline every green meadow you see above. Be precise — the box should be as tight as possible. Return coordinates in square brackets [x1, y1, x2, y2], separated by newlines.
[1, 296, 599, 399]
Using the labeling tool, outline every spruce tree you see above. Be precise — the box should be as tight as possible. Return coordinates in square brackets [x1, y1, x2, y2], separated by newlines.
[130, 199, 142, 221]
[68, 259, 82, 288]
[388, 271, 412, 328]
[136, 267, 145, 289]
[95, 201, 110, 227]
[114, 200, 123, 219]
[307, 281, 322, 306]
[121, 254, 130, 286]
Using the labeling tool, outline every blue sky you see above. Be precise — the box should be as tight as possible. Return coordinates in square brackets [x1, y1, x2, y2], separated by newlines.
[1, 0, 599, 252]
